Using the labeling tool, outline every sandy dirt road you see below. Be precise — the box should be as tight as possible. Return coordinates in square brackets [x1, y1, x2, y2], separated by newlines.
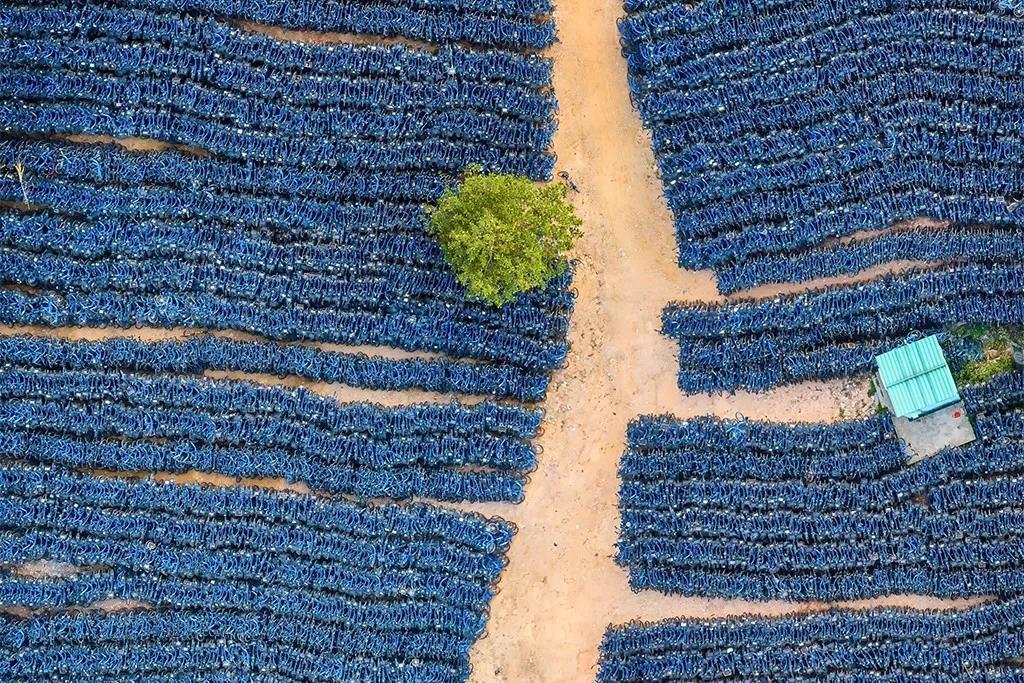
[464, 1, 973, 681]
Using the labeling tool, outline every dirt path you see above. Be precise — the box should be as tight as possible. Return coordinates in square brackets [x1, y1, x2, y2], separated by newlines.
[465, 1, 961, 680]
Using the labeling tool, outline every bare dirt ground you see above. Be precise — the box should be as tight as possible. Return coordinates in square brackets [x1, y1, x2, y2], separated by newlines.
[2, 2, 977, 681]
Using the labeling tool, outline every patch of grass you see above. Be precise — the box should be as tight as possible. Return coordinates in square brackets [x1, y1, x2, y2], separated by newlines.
[952, 326, 1021, 385]
[867, 380, 876, 397]
[875, 403, 889, 415]
[956, 353, 1016, 385]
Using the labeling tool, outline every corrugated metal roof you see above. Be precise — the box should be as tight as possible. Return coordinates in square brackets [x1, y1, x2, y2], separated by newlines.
[876, 335, 960, 419]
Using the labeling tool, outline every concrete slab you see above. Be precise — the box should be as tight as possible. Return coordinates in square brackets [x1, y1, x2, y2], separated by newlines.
[874, 372, 976, 461]
[893, 401, 976, 463]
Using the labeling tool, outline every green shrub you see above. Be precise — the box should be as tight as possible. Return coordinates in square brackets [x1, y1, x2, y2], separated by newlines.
[426, 170, 582, 306]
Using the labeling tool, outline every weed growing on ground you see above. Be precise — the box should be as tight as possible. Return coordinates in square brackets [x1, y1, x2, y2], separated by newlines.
[950, 325, 1023, 385]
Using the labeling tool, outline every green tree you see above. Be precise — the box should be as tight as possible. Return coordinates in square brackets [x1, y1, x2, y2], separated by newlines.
[426, 171, 582, 306]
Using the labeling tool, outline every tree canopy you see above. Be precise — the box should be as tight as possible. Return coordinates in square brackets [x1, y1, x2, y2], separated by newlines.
[427, 171, 582, 306]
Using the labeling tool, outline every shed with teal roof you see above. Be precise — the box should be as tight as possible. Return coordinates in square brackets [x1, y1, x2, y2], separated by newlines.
[876, 336, 960, 420]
